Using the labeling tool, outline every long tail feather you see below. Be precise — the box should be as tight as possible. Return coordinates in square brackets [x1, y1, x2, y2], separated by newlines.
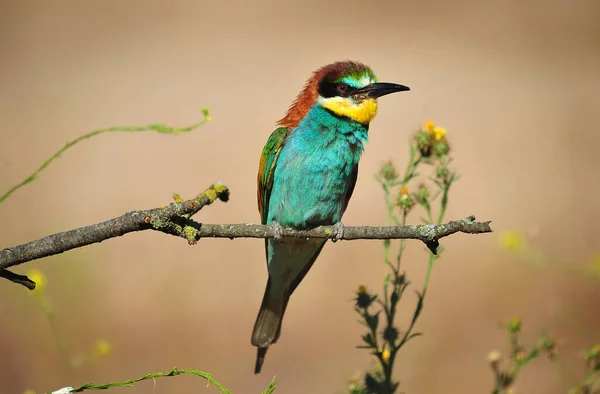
[251, 278, 289, 374]
[255, 347, 268, 374]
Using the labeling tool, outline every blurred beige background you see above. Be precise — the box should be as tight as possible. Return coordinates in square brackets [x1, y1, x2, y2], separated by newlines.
[1, 0, 599, 393]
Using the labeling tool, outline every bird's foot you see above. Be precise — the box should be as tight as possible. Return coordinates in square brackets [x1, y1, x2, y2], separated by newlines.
[332, 221, 345, 243]
[272, 220, 284, 240]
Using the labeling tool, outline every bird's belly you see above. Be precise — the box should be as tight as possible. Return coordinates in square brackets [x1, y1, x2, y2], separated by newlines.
[267, 156, 353, 228]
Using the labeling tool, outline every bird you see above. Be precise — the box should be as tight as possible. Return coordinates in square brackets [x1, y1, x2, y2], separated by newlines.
[252, 60, 409, 373]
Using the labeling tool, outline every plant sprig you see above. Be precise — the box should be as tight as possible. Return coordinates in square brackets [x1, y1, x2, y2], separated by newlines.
[348, 120, 456, 394]
[0, 109, 211, 203]
[488, 317, 557, 393]
[44, 368, 276, 394]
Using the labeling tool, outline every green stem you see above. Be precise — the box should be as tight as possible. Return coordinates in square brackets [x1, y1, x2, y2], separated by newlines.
[509, 348, 541, 384]
[39, 296, 71, 373]
[64, 367, 263, 393]
[424, 204, 434, 224]
[395, 212, 407, 272]
[1, 113, 210, 203]
[436, 155, 452, 225]
[437, 186, 449, 226]
[383, 183, 400, 226]
[422, 253, 436, 295]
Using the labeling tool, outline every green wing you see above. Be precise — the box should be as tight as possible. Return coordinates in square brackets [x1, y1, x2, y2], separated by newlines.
[257, 127, 288, 224]
[343, 164, 359, 213]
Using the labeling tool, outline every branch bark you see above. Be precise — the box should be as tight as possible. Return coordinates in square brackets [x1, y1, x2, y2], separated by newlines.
[0, 182, 492, 290]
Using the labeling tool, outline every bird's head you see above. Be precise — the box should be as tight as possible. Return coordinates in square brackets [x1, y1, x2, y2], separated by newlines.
[278, 61, 409, 128]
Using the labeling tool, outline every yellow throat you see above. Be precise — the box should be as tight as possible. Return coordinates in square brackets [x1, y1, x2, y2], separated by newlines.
[319, 96, 379, 125]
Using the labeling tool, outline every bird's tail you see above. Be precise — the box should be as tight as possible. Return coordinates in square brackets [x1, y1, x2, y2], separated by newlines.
[251, 278, 289, 374]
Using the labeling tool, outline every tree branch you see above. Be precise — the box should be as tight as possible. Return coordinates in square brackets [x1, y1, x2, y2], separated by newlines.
[0, 182, 491, 290]
[0, 182, 231, 289]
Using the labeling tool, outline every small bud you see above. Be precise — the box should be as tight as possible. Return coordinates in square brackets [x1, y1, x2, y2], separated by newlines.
[397, 189, 415, 214]
[355, 285, 375, 309]
[201, 107, 212, 121]
[487, 350, 502, 367]
[586, 344, 600, 370]
[414, 184, 430, 205]
[537, 332, 557, 359]
[383, 326, 399, 343]
[414, 130, 432, 157]
[370, 357, 384, 376]
[379, 161, 398, 182]
[395, 271, 406, 286]
[508, 316, 521, 333]
[436, 165, 449, 182]
[347, 379, 362, 394]
[588, 344, 600, 359]
[432, 140, 450, 156]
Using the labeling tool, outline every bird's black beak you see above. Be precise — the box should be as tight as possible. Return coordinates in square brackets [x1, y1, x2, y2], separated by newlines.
[356, 82, 410, 98]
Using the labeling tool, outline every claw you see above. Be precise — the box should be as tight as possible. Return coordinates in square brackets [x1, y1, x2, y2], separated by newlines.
[332, 221, 345, 242]
[272, 220, 284, 240]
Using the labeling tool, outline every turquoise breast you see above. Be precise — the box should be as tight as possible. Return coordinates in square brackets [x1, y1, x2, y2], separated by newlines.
[267, 105, 369, 227]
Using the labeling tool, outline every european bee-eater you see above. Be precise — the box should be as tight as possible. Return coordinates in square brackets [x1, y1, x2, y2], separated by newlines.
[252, 61, 409, 373]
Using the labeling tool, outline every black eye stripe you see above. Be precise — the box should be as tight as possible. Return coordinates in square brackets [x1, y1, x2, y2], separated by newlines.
[318, 80, 356, 98]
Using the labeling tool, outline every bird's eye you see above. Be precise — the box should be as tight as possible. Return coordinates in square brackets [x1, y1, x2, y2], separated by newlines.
[336, 83, 348, 94]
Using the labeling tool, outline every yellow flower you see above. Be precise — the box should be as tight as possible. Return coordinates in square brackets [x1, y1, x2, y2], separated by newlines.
[397, 186, 415, 213]
[588, 253, 600, 277]
[357, 285, 367, 295]
[433, 127, 446, 141]
[27, 269, 46, 293]
[508, 316, 522, 333]
[381, 348, 391, 362]
[424, 120, 435, 131]
[23, 390, 36, 394]
[94, 338, 112, 357]
[499, 231, 525, 252]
